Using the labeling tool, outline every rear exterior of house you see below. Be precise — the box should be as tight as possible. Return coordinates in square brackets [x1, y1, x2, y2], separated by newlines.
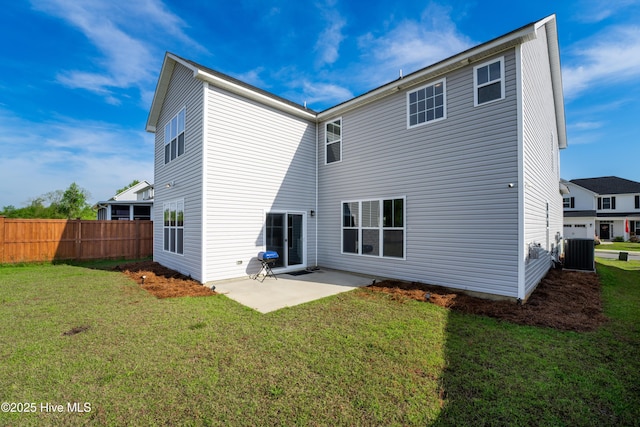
[146, 15, 566, 300]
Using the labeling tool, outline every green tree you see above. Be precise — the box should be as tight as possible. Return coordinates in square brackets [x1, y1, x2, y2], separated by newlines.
[58, 182, 91, 219]
[1, 183, 96, 219]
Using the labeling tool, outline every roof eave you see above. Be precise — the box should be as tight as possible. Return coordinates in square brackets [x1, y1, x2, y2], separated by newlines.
[317, 21, 541, 121]
[193, 68, 317, 121]
[538, 15, 567, 149]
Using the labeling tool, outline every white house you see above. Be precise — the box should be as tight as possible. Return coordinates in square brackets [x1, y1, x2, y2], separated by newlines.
[563, 176, 640, 241]
[146, 15, 567, 300]
[95, 181, 154, 221]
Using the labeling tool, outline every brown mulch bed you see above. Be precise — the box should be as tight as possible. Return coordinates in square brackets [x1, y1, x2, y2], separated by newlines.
[366, 268, 607, 332]
[114, 261, 606, 331]
[114, 261, 216, 299]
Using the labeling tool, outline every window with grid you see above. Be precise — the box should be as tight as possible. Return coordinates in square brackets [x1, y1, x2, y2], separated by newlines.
[408, 79, 446, 128]
[164, 108, 185, 164]
[163, 200, 184, 254]
[326, 118, 342, 164]
[474, 57, 504, 105]
[342, 198, 405, 258]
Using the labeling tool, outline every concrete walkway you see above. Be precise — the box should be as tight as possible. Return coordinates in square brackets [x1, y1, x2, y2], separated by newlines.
[595, 249, 640, 260]
[211, 269, 376, 313]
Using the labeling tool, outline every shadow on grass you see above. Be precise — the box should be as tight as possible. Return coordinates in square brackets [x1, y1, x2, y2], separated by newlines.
[431, 260, 640, 425]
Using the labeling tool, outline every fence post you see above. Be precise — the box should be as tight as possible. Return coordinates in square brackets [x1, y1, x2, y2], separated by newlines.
[134, 220, 140, 260]
[75, 219, 82, 261]
[0, 216, 5, 264]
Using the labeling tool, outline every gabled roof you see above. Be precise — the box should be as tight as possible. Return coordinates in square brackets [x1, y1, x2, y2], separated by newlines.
[570, 176, 640, 195]
[146, 15, 566, 149]
[111, 180, 153, 201]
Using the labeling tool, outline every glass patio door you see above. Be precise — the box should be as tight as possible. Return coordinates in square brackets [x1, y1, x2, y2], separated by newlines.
[266, 213, 304, 268]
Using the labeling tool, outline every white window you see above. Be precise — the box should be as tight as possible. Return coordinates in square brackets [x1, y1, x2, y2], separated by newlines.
[407, 79, 446, 128]
[474, 57, 505, 106]
[563, 197, 575, 208]
[325, 118, 342, 164]
[164, 108, 185, 164]
[599, 196, 616, 210]
[163, 200, 184, 254]
[342, 198, 405, 258]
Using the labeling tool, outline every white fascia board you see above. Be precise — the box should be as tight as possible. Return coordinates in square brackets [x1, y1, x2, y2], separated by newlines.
[146, 55, 177, 132]
[193, 69, 317, 121]
[539, 15, 568, 150]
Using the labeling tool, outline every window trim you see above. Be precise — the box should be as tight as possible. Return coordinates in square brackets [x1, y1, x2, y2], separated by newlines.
[164, 107, 186, 164]
[325, 117, 342, 165]
[406, 78, 447, 129]
[473, 57, 505, 106]
[163, 199, 184, 255]
[341, 197, 406, 259]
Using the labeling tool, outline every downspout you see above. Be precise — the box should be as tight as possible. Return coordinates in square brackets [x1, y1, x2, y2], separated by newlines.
[515, 44, 526, 300]
[315, 118, 319, 267]
[202, 81, 209, 283]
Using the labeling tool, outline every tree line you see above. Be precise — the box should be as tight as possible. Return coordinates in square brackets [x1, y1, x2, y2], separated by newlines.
[1, 182, 95, 219]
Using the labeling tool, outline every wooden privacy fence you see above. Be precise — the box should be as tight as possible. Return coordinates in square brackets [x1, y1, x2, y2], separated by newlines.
[0, 217, 153, 264]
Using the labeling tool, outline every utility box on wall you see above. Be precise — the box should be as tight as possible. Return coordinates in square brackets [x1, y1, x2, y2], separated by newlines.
[564, 239, 595, 271]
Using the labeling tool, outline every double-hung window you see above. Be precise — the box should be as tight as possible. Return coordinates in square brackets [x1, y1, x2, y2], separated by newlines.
[164, 108, 185, 164]
[342, 198, 405, 258]
[163, 200, 184, 254]
[325, 118, 342, 164]
[598, 196, 615, 210]
[474, 57, 504, 106]
[408, 79, 446, 128]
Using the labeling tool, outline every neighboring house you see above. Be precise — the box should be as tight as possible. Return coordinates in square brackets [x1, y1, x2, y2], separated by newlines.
[145, 15, 566, 300]
[95, 181, 154, 220]
[563, 176, 640, 241]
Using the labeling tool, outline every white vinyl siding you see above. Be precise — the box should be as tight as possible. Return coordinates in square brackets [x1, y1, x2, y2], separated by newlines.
[521, 28, 564, 296]
[203, 84, 316, 282]
[153, 62, 204, 281]
[318, 50, 520, 297]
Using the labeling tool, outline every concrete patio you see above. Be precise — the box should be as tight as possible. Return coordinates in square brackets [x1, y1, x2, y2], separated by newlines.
[211, 268, 377, 313]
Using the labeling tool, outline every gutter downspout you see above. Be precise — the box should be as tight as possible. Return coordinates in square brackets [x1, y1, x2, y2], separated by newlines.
[515, 45, 526, 301]
[202, 81, 209, 283]
[315, 119, 319, 268]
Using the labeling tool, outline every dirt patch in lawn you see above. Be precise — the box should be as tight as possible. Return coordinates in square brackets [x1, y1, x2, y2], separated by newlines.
[115, 261, 216, 299]
[366, 268, 607, 332]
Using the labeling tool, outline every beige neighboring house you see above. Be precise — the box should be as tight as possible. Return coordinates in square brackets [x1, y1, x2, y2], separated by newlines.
[95, 181, 154, 221]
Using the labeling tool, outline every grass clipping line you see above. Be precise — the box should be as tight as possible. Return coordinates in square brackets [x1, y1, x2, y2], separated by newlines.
[366, 269, 607, 332]
[115, 261, 217, 299]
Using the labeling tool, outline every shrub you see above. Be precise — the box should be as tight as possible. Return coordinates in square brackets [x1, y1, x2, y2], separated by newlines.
[629, 235, 639, 243]
[613, 236, 625, 242]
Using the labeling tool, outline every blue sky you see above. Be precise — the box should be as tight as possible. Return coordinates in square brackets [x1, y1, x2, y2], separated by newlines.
[1, 0, 639, 208]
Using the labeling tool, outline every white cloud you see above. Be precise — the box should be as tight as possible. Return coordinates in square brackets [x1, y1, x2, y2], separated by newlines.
[356, 3, 473, 83]
[562, 25, 640, 98]
[568, 121, 604, 131]
[314, 3, 346, 67]
[574, 0, 640, 23]
[0, 110, 153, 207]
[298, 80, 353, 107]
[30, 0, 203, 104]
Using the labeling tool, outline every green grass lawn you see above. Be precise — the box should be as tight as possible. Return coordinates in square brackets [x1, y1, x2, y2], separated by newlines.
[0, 259, 638, 426]
[596, 241, 640, 252]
